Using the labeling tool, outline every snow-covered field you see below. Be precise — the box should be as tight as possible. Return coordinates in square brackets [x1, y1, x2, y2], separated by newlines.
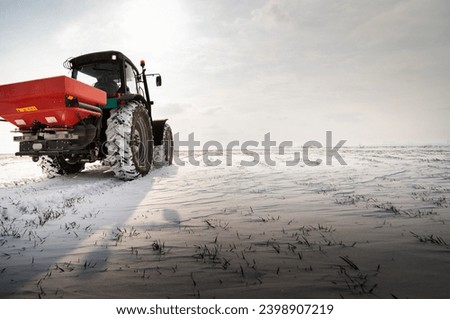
[0, 147, 449, 298]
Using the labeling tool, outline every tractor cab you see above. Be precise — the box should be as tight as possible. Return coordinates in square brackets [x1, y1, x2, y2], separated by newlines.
[67, 51, 160, 111]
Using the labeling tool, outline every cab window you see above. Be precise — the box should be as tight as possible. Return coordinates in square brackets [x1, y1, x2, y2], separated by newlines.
[125, 62, 138, 94]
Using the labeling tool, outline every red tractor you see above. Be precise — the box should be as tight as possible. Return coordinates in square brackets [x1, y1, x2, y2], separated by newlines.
[0, 51, 173, 180]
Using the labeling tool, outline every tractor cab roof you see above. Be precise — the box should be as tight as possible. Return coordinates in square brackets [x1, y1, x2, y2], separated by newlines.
[68, 50, 139, 72]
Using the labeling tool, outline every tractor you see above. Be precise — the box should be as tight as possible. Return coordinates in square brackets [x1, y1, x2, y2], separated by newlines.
[0, 50, 173, 180]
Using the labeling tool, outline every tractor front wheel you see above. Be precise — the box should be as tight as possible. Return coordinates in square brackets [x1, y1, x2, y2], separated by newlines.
[153, 123, 174, 167]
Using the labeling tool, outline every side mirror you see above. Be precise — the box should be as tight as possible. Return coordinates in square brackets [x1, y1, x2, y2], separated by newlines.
[156, 75, 162, 87]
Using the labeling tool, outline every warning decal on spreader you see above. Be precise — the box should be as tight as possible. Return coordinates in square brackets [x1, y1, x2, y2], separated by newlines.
[16, 106, 38, 113]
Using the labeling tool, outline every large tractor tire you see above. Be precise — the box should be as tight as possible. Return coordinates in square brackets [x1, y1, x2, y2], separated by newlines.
[153, 123, 174, 167]
[39, 156, 85, 178]
[105, 101, 153, 180]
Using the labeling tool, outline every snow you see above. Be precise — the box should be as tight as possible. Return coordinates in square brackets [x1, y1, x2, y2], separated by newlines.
[0, 147, 449, 298]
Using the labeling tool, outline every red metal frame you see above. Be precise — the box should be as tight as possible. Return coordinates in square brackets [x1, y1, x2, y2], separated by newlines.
[0, 76, 106, 129]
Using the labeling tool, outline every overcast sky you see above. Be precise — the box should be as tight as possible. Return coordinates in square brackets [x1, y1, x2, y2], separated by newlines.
[1, 0, 449, 152]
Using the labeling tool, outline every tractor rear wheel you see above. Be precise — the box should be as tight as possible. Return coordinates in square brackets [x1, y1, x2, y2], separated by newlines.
[105, 101, 153, 180]
[39, 156, 85, 178]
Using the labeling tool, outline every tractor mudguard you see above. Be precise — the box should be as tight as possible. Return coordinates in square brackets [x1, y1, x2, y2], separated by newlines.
[152, 119, 168, 146]
[118, 94, 148, 107]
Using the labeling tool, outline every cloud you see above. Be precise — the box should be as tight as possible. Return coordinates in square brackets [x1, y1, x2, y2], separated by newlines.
[1, 0, 449, 149]
[160, 103, 190, 115]
[159, 0, 450, 144]
[250, 0, 292, 30]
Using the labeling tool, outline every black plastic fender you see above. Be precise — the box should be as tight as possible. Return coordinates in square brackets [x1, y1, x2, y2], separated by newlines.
[152, 119, 169, 146]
